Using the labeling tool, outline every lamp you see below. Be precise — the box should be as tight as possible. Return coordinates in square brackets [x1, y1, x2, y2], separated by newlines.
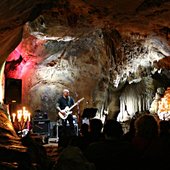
[11, 106, 31, 136]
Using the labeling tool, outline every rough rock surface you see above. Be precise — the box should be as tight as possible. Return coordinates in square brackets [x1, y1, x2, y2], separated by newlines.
[1, 0, 170, 120]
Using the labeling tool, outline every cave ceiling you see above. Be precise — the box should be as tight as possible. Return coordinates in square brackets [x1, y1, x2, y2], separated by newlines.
[1, 0, 170, 88]
[1, 0, 170, 119]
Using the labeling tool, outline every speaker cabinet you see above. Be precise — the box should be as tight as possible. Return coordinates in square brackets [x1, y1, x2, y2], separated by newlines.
[32, 119, 50, 136]
[4, 78, 22, 104]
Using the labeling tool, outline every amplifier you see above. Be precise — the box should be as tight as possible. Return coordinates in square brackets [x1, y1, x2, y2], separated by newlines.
[34, 110, 48, 120]
[32, 119, 50, 136]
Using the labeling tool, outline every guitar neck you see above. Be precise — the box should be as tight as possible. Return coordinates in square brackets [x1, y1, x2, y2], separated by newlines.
[69, 97, 84, 111]
[69, 103, 77, 111]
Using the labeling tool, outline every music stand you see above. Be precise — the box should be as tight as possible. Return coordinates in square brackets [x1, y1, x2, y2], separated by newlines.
[82, 108, 98, 119]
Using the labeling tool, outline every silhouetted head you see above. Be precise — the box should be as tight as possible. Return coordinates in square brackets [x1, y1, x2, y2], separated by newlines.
[134, 114, 159, 139]
[103, 119, 123, 139]
[89, 118, 103, 134]
[80, 123, 89, 136]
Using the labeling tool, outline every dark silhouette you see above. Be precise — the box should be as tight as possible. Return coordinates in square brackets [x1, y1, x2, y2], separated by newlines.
[132, 114, 170, 170]
[88, 118, 104, 144]
[21, 132, 51, 170]
[84, 119, 137, 170]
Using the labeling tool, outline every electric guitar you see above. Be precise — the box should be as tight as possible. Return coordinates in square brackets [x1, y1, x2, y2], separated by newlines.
[58, 97, 84, 120]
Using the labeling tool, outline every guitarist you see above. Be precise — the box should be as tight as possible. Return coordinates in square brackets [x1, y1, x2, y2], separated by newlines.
[56, 89, 75, 130]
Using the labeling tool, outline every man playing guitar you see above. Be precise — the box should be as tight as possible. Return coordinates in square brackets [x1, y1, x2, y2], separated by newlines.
[56, 89, 75, 129]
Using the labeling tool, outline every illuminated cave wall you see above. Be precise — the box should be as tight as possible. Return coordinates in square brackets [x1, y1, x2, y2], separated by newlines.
[4, 30, 164, 122]
[4, 31, 112, 121]
[4, 35, 48, 117]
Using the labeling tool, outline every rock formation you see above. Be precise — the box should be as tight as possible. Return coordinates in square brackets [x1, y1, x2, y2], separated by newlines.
[1, 0, 170, 121]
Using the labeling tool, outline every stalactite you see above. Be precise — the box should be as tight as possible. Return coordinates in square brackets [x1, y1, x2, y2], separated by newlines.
[117, 77, 154, 122]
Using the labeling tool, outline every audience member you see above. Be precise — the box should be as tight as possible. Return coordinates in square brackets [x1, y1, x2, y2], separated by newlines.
[84, 119, 137, 170]
[88, 118, 104, 144]
[52, 146, 95, 170]
[132, 114, 170, 170]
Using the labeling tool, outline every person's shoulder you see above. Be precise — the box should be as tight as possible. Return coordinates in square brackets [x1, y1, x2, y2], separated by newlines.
[58, 95, 63, 100]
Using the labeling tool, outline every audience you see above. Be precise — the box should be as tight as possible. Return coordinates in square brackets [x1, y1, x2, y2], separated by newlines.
[14, 111, 170, 170]
[52, 146, 95, 170]
[21, 132, 51, 170]
[84, 119, 137, 170]
[132, 114, 170, 170]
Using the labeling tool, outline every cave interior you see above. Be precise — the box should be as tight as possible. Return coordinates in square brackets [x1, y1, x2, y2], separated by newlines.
[1, 0, 170, 125]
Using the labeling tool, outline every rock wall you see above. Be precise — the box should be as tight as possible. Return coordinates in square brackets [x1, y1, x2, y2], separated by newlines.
[4, 26, 170, 122]
[5, 30, 112, 121]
